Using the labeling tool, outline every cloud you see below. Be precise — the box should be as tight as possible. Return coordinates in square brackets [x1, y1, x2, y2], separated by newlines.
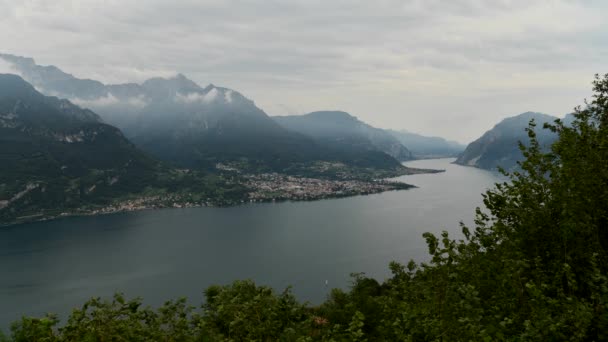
[122, 95, 148, 108]
[71, 93, 119, 107]
[97, 66, 178, 85]
[224, 90, 233, 103]
[0, 0, 606, 142]
[0, 59, 18, 75]
[175, 88, 219, 104]
[71, 93, 148, 109]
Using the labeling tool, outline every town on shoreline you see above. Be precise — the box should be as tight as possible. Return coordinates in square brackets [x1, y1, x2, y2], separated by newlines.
[1, 166, 444, 227]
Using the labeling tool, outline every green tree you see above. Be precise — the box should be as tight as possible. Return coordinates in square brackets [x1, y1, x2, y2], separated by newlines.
[199, 280, 313, 341]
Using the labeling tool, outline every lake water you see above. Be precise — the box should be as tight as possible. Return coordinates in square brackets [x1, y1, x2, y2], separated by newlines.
[0, 158, 502, 329]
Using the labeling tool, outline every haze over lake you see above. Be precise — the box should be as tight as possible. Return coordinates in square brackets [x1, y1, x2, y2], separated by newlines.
[0, 158, 502, 328]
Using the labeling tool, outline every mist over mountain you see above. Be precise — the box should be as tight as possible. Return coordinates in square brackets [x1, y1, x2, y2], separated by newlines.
[387, 130, 465, 158]
[0, 74, 158, 221]
[121, 75, 320, 170]
[454, 112, 561, 171]
[0, 54, 315, 170]
[0, 74, 252, 224]
[0, 54, 411, 173]
[0, 53, 283, 133]
[273, 111, 413, 161]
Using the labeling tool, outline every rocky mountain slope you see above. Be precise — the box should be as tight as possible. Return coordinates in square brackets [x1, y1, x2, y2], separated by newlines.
[454, 112, 559, 171]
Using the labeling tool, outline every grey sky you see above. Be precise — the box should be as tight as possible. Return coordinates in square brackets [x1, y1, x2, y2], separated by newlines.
[1, 0, 606, 143]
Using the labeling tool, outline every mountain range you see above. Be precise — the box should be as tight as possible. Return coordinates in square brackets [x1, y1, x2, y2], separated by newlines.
[0, 53, 464, 225]
[0, 54, 416, 174]
[4, 54, 578, 178]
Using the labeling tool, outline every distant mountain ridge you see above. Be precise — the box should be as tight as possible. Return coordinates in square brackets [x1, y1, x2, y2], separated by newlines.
[274, 111, 413, 161]
[455, 111, 560, 171]
[0, 54, 410, 173]
[0, 73, 251, 225]
[0, 53, 289, 133]
[387, 130, 465, 158]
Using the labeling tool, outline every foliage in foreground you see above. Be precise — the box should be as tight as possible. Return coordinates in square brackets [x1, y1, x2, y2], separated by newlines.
[4, 74, 608, 341]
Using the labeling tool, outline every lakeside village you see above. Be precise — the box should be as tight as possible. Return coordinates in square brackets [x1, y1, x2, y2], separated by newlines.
[1, 174, 412, 227]
[3, 161, 437, 226]
[86, 173, 415, 216]
[244, 173, 414, 202]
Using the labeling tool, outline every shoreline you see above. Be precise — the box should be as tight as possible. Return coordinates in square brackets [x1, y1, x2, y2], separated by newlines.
[1, 165, 445, 228]
[0, 179, 417, 228]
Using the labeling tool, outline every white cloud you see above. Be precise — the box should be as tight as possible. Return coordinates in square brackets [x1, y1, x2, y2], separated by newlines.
[175, 88, 219, 104]
[224, 89, 234, 103]
[0, 59, 18, 75]
[123, 95, 148, 108]
[175, 92, 203, 104]
[204, 88, 219, 103]
[71, 93, 119, 107]
[96, 66, 177, 85]
[71, 93, 147, 109]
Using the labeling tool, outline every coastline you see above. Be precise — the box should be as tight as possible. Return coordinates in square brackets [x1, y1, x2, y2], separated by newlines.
[0, 166, 444, 228]
[0, 179, 415, 228]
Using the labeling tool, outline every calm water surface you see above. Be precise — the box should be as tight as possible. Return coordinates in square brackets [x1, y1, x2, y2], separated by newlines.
[0, 158, 502, 328]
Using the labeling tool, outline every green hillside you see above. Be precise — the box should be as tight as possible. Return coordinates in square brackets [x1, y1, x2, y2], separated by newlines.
[0, 74, 247, 225]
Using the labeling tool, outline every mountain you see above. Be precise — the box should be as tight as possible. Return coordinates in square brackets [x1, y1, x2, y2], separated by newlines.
[0, 74, 246, 225]
[117, 75, 321, 171]
[0, 73, 154, 220]
[273, 111, 413, 161]
[0, 54, 405, 173]
[454, 112, 559, 171]
[387, 130, 465, 158]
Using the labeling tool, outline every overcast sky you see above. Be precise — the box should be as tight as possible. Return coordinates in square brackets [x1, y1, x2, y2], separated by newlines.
[1, 0, 606, 143]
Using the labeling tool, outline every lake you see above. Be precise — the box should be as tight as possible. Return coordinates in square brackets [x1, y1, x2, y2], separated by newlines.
[0, 158, 502, 329]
